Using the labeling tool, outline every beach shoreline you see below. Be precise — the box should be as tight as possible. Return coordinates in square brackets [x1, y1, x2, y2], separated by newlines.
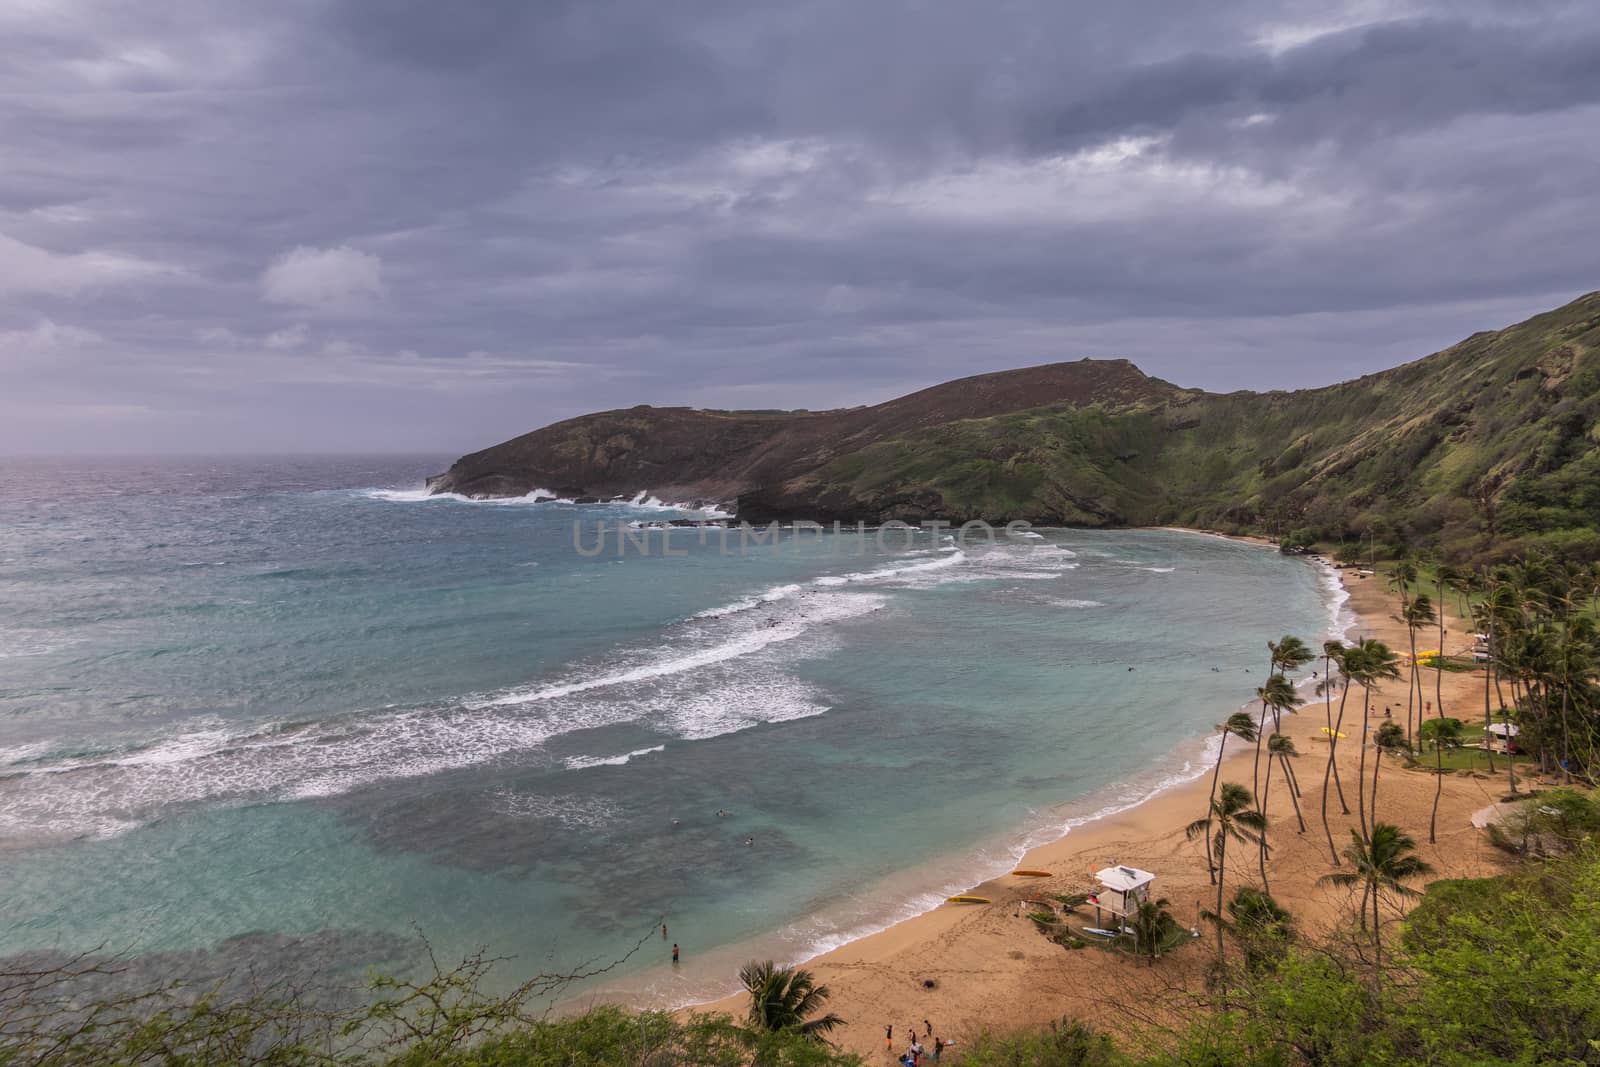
[644, 530, 1512, 1056]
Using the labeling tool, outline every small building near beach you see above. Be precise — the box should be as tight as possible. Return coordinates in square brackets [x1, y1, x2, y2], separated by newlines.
[1088, 865, 1155, 924]
[1485, 721, 1519, 754]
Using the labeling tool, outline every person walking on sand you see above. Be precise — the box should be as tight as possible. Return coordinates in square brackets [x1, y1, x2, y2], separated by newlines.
[885, 1024, 894, 1051]
[924, 1019, 932, 1038]
[671, 943, 679, 964]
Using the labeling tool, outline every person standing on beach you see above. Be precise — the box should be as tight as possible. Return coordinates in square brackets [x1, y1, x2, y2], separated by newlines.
[885, 1024, 894, 1051]
[671, 943, 679, 964]
[924, 1019, 932, 1037]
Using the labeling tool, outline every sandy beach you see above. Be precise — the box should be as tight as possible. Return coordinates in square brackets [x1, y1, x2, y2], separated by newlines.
[689, 541, 1517, 1058]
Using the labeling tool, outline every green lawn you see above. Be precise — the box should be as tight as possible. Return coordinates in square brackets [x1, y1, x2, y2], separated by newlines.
[1398, 722, 1532, 774]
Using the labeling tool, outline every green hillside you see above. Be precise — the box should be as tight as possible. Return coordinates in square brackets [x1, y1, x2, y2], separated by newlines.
[785, 291, 1600, 562]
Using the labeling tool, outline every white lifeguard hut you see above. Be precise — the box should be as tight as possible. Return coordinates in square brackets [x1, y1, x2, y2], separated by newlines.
[1089, 865, 1156, 931]
[1485, 721, 1520, 754]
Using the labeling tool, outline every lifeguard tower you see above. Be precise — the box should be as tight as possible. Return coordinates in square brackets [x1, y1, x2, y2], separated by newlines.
[1088, 865, 1156, 932]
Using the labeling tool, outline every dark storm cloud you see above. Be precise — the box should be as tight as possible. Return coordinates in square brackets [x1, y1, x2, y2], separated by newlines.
[0, 0, 1596, 453]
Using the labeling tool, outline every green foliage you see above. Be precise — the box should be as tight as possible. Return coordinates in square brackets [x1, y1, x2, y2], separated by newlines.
[1396, 844, 1600, 1066]
[395, 1009, 861, 1067]
[1487, 787, 1600, 857]
[738, 961, 844, 1041]
[1214, 888, 1296, 973]
[1129, 898, 1181, 963]
[798, 292, 1600, 563]
[957, 1018, 1119, 1067]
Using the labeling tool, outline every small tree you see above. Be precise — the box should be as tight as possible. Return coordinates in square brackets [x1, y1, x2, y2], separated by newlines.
[1206, 886, 1295, 973]
[1130, 896, 1177, 964]
[1419, 717, 1464, 844]
[1371, 721, 1409, 829]
[738, 961, 845, 1042]
[1319, 823, 1434, 969]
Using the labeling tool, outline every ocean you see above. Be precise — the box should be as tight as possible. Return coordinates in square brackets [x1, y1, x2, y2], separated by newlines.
[0, 455, 1344, 1007]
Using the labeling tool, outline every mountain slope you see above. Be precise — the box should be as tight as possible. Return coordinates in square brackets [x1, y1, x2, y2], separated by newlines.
[429, 290, 1600, 561]
[426, 358, 1186, 502]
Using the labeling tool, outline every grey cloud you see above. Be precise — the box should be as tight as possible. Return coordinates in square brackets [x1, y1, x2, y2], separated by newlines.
[0, 0, 1596, 453]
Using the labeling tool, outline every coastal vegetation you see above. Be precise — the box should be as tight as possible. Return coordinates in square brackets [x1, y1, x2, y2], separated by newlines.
[430, 291, 1600, 568]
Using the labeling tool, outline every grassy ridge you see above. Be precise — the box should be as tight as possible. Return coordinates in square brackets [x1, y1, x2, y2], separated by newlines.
[797, 291, 1600, 561]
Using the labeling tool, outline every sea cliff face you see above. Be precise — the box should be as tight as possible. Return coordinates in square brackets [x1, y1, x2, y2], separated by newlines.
[430, 292, 1600, 558]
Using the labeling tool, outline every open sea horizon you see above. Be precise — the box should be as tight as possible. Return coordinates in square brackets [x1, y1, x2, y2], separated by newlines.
[0, 455, 1347, 1009]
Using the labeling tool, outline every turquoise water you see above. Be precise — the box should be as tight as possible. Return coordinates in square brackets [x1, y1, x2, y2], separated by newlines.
[0, 456, 1342, 1006]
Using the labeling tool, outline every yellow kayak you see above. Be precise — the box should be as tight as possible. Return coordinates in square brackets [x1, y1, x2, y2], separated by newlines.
[947, 895, 990, 904]
[1010, 870, 1052, 878]
[1321, 727, 1347, 739]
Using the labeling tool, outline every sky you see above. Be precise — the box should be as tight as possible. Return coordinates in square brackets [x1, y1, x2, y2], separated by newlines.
[2, 0, 1598, 455]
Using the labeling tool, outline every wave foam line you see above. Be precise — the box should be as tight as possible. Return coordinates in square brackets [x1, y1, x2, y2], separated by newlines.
[468, 592, 883, 710]
[811, 549, 967, 587]
[563, 744, 666, 770]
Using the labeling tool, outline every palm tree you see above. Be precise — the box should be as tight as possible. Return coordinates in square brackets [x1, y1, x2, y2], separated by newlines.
[1431, 565, 1461, 840]
[1400, 594, 1436, 747]
[1390, 560, 1419, 739]
[1390, 559, 1419, 608]
[1201, 711, 1258, 884]
[1370, 721, 1408, 829]
[1347, 639, 1402, 840]
[1186, 782, 1268, 963]
[1205, 886, 1295, 972]
[1318, 823, 1433, 969]
[1252, 674, 1303, 893]
[1422, 715, 1464, 844]
[1478, 577, 1523, 792]
[1252, 638, 1314, 816]
[1319, 640, 1351, 816]
[1320, 641, 1365, 863]
[1267, 734, 1306, 833]
[1130, 895, 1175, 964]
[738, 960, 845, 1041]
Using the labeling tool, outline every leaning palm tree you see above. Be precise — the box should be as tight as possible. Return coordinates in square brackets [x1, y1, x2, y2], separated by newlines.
[1251, 672, 1305, 800]
[1252, 638, 1314, 818]
[1399, 594, 1436, 747]
[1186, 782, 1268, 963]
[1319, 640, 1351, 815]
[1390, 558, 1419, 615]
[1201, 711, 1258, 884]
[1267, 734, 1306, 833]
[1251, 673, 1303, 892]
[1348, 639, 1402, 840]
[1318, 823, 1433, 969]
[1320, 641, 1361, 864]
[738, 960, 845, 1041]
